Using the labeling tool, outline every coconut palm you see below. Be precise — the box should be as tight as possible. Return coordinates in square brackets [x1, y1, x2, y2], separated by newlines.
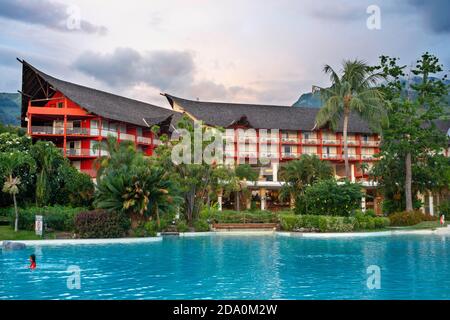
[0, 152, 36, 231]
[315, 59, 386, 178]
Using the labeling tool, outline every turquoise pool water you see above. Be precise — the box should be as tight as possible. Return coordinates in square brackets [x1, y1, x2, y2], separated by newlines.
[1, 234, 449, 300]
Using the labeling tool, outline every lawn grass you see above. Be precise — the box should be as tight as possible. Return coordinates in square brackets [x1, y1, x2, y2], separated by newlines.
[388, 220, 448, 230]
[0, 225, 55, 241]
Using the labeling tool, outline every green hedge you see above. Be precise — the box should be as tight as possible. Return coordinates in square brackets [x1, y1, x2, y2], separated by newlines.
[6, 205, 88, 231]
[201, 209, 278, 223]
[294, 180, 363, 216]
[279, 213, 390, 232]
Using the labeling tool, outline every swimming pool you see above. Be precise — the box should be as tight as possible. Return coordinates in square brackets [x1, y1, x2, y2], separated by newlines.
[1, 234, 449, 300]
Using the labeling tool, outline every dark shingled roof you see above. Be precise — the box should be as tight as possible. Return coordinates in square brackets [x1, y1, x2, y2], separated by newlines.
[164, 94, 373, 133]
[21, 60, 176, 127]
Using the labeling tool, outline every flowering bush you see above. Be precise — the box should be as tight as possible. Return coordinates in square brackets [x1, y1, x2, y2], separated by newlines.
[74, 210, 130, 238]
[388, 210, 437, 226]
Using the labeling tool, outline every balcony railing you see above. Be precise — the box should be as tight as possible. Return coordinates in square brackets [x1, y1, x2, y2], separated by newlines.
[281, 137, 298, 143]
[101, 129, 118, 138]
[347, 140, 359, 146]
[302, 138, 319, 145]
[137, 136, 152, 145]
[322, 139, 340, 145]
[238, 151, 258, 158]
[361, 140, 380, 147]
[361, 154, 375, 160]
[31, 126, 64, 135]
[260, 152, 278, 159]
[282, 152, 298, 158]
[259, 137, 279, 143]
[322, 153, 340, 160]
[64, 148, 97, 157]
[120, 133, 135, 141]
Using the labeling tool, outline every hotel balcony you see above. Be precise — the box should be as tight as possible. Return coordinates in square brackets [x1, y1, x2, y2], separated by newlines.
[281, 152, 299, 159]
[260, 152, 278, 159]
[322, 139, 340, 145]
[361, 154, 375, 160]
[347, 140, 359, 146]
[238, 151, 258, 158]
[259, 136, 280, 143]
[120, 133, 135, 142]
[321, 153, 340, 160]
[302, 138, 319, 145]
[63, 148, 98, 158]
[361, 140, 380, 147]
[137, 136, 152, 145]
[281, 137, 299, 144]
[31, 126, 64, 135]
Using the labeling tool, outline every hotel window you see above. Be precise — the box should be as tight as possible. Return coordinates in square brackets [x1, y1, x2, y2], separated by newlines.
[322, 146, 331, 155]
[283, 145, 292, 154]
[57, 102, 64, 108]
[362, 134, 369, 142]
[136, 128, 143, 137]
[303, 132, 310, 140]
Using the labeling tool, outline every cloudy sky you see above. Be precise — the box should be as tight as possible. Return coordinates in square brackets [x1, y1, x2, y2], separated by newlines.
[0, 0, 449, 107]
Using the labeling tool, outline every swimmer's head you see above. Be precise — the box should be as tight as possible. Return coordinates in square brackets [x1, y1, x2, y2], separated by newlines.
[30, 254, 36, 263]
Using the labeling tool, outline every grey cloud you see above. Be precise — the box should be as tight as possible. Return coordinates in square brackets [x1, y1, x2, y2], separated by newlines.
[0, 0, 107, 35]
[74, 48, 195, 91]
[408, 0, 450, 33]
[74, 47, 263, 103]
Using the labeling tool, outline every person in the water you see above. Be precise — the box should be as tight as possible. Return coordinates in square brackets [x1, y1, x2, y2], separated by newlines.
[29, 254, 36, 270]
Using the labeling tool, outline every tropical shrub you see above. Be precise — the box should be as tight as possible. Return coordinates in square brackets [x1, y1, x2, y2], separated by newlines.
[295, 179, 363, 216]
[6, 205, 87, 231]
[74, 210, 130, 238]
[54, 165, 94, 207]
[388, 210, 437, 226]
[176, 220, 189, 232]
[193, 219, 210, 232]
[438, 200, 450, 218]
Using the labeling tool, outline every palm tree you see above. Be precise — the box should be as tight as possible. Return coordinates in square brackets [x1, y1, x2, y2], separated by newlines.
[279, 155, 333, 205]
[315, 59, 385, 179]
[146, 168, 180, 228]
[0, 152, 36, 231]
[234, 164, 258, 211]
[93, 137, 136, 181]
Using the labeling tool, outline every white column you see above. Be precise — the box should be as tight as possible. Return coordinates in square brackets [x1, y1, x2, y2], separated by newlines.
[428, 191, 434, 216]
[218, 196, 223, 211]
[351, 164, 356, 182]
[272, 162, 279, 182]
[260, 189, 266, 211]
[361, 192, 366, 212]
[418, 193, 425, 213]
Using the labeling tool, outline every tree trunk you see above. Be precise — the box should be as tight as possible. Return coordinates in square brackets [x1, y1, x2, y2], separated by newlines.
[13, 193, 18, 232]
[156, 206, 160, 228]
[236, 191, 240, 212]
[343, 110, 350, 179]
[405, 152, 413, 211]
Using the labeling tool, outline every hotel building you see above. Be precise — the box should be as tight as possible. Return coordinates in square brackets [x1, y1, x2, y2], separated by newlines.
[19, 61, 448, 215]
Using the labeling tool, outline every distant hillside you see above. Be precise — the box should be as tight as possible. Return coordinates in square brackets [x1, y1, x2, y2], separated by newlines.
[292, 76, 450, 108]
[292, 92, 322, 108]
[0, 93, 21, 125]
